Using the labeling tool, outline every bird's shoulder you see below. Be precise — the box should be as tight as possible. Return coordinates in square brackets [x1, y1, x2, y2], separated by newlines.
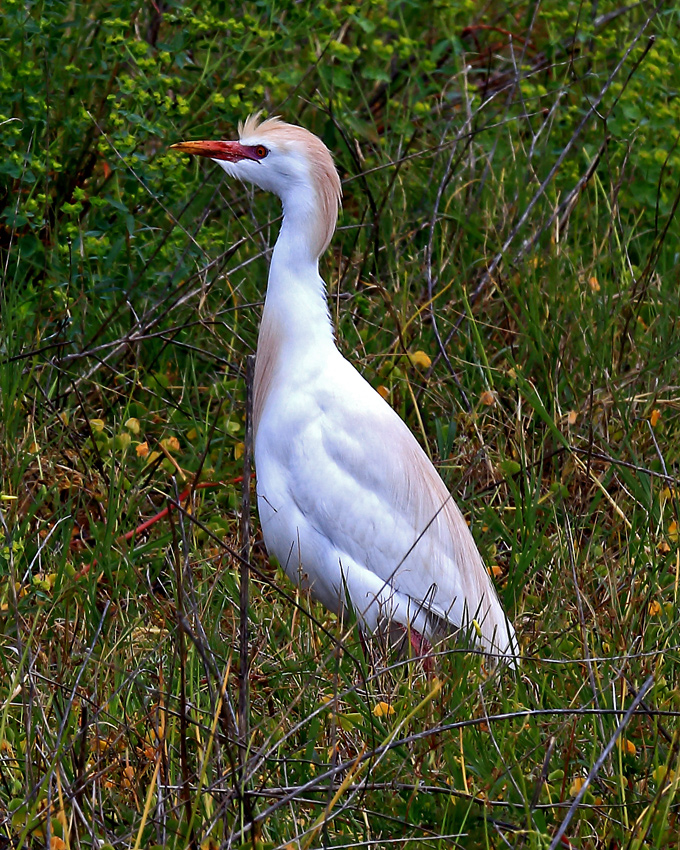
[258, 349, 409, 451]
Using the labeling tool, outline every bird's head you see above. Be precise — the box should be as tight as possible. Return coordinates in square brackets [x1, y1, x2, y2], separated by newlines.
[171, 113, 342, 257]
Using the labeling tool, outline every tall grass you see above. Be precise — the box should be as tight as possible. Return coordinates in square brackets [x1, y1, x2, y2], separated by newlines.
[1, 1, 679, 847]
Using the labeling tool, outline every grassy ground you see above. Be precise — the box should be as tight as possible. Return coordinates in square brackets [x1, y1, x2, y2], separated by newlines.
[1, 1, 680, 847]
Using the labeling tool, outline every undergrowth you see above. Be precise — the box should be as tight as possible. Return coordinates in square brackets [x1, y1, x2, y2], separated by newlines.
[1, 1, 679, 848]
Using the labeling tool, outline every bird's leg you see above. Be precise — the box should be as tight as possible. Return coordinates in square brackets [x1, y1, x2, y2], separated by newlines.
[403, 626, 435, 674]
[358, 624, 435, 673]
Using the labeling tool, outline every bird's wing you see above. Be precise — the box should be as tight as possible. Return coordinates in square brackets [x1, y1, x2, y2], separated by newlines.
[256, 355, 515, 655]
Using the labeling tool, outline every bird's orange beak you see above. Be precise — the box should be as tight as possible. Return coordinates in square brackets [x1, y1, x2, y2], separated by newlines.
[170, 140, 258, 163]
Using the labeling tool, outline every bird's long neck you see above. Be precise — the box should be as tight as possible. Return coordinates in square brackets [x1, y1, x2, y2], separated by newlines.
[252, 204, 337, 432]
[265, 211, 335, 350]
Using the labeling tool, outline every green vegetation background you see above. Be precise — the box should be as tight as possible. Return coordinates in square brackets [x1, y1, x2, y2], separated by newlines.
[1, 1, 680, 848]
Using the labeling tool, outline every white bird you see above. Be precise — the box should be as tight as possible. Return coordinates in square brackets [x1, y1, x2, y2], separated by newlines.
[172, 114, 518, 666]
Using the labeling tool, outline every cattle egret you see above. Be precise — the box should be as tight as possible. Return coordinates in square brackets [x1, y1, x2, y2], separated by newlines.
[172, 114, 519, 667]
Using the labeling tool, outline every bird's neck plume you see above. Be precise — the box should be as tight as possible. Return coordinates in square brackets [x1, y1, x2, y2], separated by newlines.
[276, 178, 338, 263]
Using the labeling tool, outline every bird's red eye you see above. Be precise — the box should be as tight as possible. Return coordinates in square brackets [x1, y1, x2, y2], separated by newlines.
[255, 145, 268, 159]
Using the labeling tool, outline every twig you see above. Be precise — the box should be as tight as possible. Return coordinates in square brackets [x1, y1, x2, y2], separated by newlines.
[548, 674, 655, 850]
[424, 106, 473, 412]
[232, 696, 668, 840]
[73, 479, 241, 580]
[168, 480, 196, 847]
[238, 355, 255, 780]
[564, 514, 606, 746]
[433, 16, 659, 370]
[530, 736, 556, 811]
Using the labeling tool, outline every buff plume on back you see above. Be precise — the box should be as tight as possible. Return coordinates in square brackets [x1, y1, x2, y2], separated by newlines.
[171, 115, 519, 667]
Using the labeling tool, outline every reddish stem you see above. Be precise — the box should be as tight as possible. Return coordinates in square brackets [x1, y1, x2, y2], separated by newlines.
[74, 475, 249, 580]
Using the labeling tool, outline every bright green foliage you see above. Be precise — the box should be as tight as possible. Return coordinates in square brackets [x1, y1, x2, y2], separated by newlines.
[1, 1, 680, 848]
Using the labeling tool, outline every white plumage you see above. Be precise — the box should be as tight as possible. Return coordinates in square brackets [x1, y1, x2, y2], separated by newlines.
[172, 115, 518, 666]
